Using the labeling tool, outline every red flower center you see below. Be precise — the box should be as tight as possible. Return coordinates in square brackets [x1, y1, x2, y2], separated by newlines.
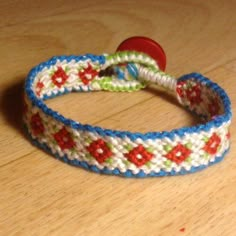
[86, 139, 112, 163]
[125, 145, 153, 167]
[165, 144, 191, 164]
[78, 64, 98, 85]
[54, 127, 75, 150]
[51, 67, 69, 88]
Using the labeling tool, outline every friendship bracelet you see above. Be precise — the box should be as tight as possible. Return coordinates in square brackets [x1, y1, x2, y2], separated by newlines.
[23, 37, 232, 177]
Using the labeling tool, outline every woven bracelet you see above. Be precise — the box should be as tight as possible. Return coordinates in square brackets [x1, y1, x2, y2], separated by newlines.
[23, 49, 232, 177]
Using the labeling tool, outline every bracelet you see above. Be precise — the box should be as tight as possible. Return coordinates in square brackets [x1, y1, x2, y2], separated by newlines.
[23, 39, 232, 178]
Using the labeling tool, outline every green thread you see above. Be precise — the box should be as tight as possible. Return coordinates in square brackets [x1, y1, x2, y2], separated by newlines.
[70, 148, 77, 154]
[85, 153, 92, 159]
[123, 160, 130, 166]
[51, 139, 57, 145]
[49, 70, 55, 76]
[84, 137, 92, 144]
[52, 124, 58, 132]
[106, 54, 114, 61]
[77, 65, 84, 71]
[145, 161, 152, 168]
[164, 160, 172, 167]
[202, 153, 209, 159]
[186, 157, 192, 163]
[202, 136, 209, 142]
[106, 143, 113, 150]
[65, 66, 70, 73]
[186, 143, 193, 149]
[98, 76, 145, 91]
[164, 144, 172, 152]
[105, 158, 113, 164]
[124, 144, 133, 151]
[147, 146, 154, 153]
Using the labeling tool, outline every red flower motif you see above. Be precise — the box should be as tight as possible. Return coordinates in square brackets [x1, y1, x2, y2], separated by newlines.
[203, 133, 221, 155]
[54, 127, 75, 150]
[165, 144, 191, 164]
[51, 67, 69, 88]
[125, 145, 153, 167]
[30, 113, 45, 136]
[176, 81, 202, 105]
[186, 84, 202, 105]
[36, 81, 44, 96]
[86, 139, 112, 163]
[208, 100, 220, 117]
[78, 64, 98, 85]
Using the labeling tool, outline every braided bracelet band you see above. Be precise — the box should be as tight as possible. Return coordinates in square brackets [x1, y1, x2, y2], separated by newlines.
[23, 51, 232, 177]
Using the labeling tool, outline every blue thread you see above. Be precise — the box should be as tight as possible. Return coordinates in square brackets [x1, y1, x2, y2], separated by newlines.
[127, 63, 138, 79]
[114, 66, 125, 80]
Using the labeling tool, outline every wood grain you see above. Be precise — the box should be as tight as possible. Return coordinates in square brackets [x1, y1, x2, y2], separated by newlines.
[0, 1, 236, 235]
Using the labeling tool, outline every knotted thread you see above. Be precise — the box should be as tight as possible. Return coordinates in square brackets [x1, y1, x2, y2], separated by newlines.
[23, 51, 232, 177]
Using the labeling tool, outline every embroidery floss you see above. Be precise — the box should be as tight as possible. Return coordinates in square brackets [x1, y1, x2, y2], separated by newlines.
[23, 45, 232, 177]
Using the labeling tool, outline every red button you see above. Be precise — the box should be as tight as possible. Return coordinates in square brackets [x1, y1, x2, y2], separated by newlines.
[116, 36, 166, 71]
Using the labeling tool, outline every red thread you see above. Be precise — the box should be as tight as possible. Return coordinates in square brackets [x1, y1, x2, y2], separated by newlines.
[208, 99, 220, 117]
[30, 113, 45, 136]
[186, 83, 202, 105]
[54, 127, 75, 150]
[176, 81, 202, 105]
[203, 133, 221, 155]
[125, 145, 153, 167]
[36, 81, 44, 96]
[86, 139, 112, 163]
[176, 81, 186, 98]
[51, 67, 69, 88]
[165, 144, 191, 164]
[78, 63, 98, 85]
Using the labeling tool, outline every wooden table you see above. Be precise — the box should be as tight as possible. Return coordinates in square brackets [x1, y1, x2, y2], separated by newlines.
[1, 1, 236, 235]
